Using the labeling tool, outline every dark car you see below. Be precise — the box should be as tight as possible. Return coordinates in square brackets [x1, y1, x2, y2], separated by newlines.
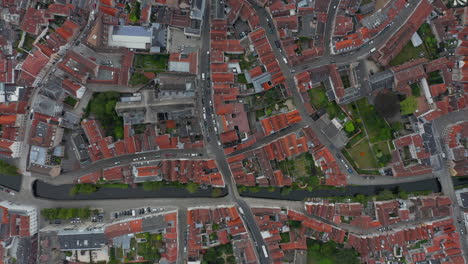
[274, 41, 281, 48]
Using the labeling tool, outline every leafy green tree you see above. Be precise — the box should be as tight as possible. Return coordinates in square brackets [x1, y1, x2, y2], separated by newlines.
[237, 185, 247, 193]
[211, 188, 223, 197]
[249, 186, 261, 193]
[377, 189, 395, 201]
[320, 241, 336, 256]
[0, 160, 19, 176]
[391, 122, 403, 132]
[354, 194, 368, 204]
[335, 249, 360, 264]
[280, 186, 292, 195]
[344, 121, 355, 133]
[398, 190, 409, 199]
[400, 96, 418, 115]
[288, 220, 302, 229]
[227, 256, 236, 264]
[185, 182, 199, 193]
[318, 259, 333, 264]
[374, 92, 399, 118]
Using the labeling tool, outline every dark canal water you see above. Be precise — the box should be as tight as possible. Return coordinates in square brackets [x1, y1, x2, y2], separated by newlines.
[32, 178, 442, 201]
[453, 177, 468, 186]
[240, 178, 442, 201]
[0, 173, 22, 191]
[33, 180, 227, 200]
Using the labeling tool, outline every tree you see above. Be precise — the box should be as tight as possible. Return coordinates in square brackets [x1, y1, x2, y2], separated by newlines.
[0, 160, 19, 176]
[374, 92, 400, 118]
[377, 189, 395, 201]
[391, 122, 403, 132]
[288, 220, 302, 229]
[227, 256, 236, 264]
[344, 121, 355, 133]
[400, 96, 418, 116]
[267, 186, 276, 192]
[398, 190, 409, 199]
[320, 241, 336, 256]
[249, 186, 261, 193]
[185, 182, 199, 193]
[354, 194, 368, 204]
[211, 188, 223, 197]
[237, 185, 247, 193]
[280, 186, 292, 195]
[335, 248, 360, 264]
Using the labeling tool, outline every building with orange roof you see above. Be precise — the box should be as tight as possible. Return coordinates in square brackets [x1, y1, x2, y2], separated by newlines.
[19, 49, 50, 87]
[20, 8, 49, 35]
[168, 52, 198, 74]
[55, 20, 80, 43]
[132, 165, 161, 182]
[62, 79, 86, 99]
[47, 3, 74, 16]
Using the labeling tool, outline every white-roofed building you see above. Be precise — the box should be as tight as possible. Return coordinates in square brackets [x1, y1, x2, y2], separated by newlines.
[108, 26, 152, 49]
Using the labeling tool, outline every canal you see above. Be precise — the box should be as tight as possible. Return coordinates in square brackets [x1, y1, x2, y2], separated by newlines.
[239, 178, 442, 201]
[0, 173, 22, 192]
[31, 178, 443, 201]
[33, 180, 227, 200]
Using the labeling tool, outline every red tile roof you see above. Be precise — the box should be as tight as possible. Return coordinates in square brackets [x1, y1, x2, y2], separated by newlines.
[103, 166, 124, 181]
[21, 8, 48, 35]
[81, 119, 105, 144]
[55, 20, 80, 42]
[21, 50, 49, 78]
[104, 219, 143, 239]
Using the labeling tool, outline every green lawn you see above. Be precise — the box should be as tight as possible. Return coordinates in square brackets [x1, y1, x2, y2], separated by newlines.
[277, 152, 320, 188]
[129, 72, 150, 86]
[346, 139, 379, 169]
[308, 85, 346, 120]
[280, 232, 290, 243]
[64, 96, 78, 107]
[134, 232, 162, 261]
[15, 33, 36, 53]
[389, 41, 427, 67]
[237, 73, 247, 83]
[389, 23, 438, 66]
[134, 54, 169, 72]
[307, 240, 359, 264]
[0, 160, 19, 176]
[278, 153, 313, 177]
[373, 141, 391, 156]
[427, 71, 444, 85]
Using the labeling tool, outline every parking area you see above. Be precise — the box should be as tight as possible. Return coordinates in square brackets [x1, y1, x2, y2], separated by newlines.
[166, 27, 201, 53]
[112, 207, 169, 220]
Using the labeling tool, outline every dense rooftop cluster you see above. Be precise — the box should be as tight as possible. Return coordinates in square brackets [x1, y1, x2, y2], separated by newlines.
[0, 0, 467, 263]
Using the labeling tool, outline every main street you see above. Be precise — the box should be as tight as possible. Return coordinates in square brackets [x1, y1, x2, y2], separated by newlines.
[196, 1, 272, 262]
[431, 109, 468, 254]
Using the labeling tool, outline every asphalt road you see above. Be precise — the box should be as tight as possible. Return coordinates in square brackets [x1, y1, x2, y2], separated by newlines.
[431, 109, 468, 254]
[198, 2, 272, 262]
[291, 0, 421, 73]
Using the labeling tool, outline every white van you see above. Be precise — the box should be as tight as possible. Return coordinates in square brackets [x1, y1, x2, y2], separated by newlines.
[201, 73, 206, 80]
